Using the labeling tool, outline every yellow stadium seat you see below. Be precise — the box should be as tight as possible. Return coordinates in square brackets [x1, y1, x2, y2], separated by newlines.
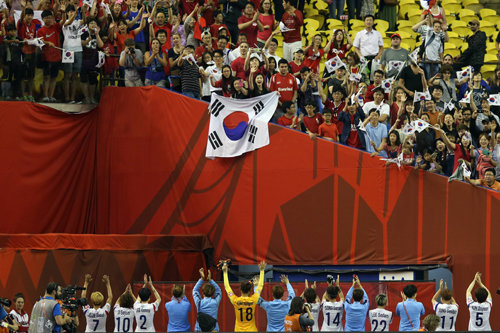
[462, 0, 479, 6]
[401, 5, 420, 19]
[447, 31, 462, 46]
[304, 7, 319, 16]
[450, 20, 467, 28]
[444, 42, 461, 57]
[312, 0, 328, 11]
[443, 3, 462, 14]
[482, 54, 499, 73]
[311, 14, 325, 29]
[375, 19, 389, 33]
[349, 19, 364, 29]
[482, 27, 497, 39]
[487, 48, 498, 56]
[397, 20, 413, 29]
[326, 18, 343, 29]
[487, 42, 497, 52]
[441, 0, 459, 5]
[399, 0, 416, 5]
[459, 8, 476, 18]
[480, 8, 497, 20]
[454, 27, 472, 38]
[384, 38, 391, 48]
[304, 18, 320, 32]
[481, 20, 496, 28]
[481, 70, 495, 80]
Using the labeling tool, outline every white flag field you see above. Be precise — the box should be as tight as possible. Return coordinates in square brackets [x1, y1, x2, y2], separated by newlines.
[205, 92, 279, 159]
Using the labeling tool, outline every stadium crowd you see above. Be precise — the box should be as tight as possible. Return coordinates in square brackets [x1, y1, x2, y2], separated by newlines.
[0, 267, 494, 332]
[0, 0, 500, 187]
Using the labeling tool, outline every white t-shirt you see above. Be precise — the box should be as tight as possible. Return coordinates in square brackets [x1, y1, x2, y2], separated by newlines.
[467, 297, 492, 331]
[62, 20, 83, 52]
[10, 309, 29, 331]
[433, 302, 458, 331]
[362, 101, 390, 120]
[113, 305, 135, 333]
[369, 308, 393, 332]
[84, 303, 111, 332]
[306, 302, 321, 332]
[133, 301, 159, 332]
[321, 300, 344, 331]
[205, 64, 223, 94]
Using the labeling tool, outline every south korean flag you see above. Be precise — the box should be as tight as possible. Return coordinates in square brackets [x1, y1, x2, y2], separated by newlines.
[387, 60, 404, 74]
[206, 92, 279, 159]
[488, 94, 500, 106]
[456, 66, 473, 82]
[413, 89, 431, 103]
[62, 50, 74, 63]
[324, 56, 345, 74]
[381, 78, 394, 93]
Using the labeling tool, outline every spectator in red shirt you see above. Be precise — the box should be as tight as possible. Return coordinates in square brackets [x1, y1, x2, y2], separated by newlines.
[17, 7, 40, 101]
[365, 69, 387, 102]
[324, 29, 352, 60]
[302, 99, 323, 139]
[149, 9, 172, 49]
[270, 58, 299, 120]
[209, 11, 228, 40]
[289, 49, 304, 77]
[318, 109, 340, 142]
[277, 101, 301, 129]
[281, 0, 303, 61]
[256, 0, 277, 48]
[230, 41, 249, 79]
[195, 31, 214, 63]
[303, 34, 324, 74]
[237, 2, 260, 48]
[37, 10, 62, 102]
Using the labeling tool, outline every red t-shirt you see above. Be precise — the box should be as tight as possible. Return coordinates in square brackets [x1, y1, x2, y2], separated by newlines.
[323, 99, 344, 134]
[37, 22, 62, 62]
[116, 31, 136, 54]
[195, 44, 212, 61]
[289, 61, 304, 76]
[214, 79, 232, 97]
[319, 122, 339, 141]
[257, 14, 274, 42]
[18, 19, 41, 54]
[303, 113, 323, 134]
[153, 22, 172, 49]
[390, 102, 400, 127]
[303, 48, 324, 74]
[327, 43, 348, 60]
[269, 73, 298, 103]
[238, 15, 258, 47]
[181, 0, 197, 15]
[453, 145, 472, 172]
[201, 0, 219, 26]
[210, 23, 229, 39]
[278, 115, 300, 129]
[231, 57, 247, 80]
[281, 10, 303, 43]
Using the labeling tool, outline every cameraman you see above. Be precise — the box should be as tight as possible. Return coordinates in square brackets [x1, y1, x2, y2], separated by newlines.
[119, 38, 144, 87]
[284, 297, 314, 331]
[0, 298, 19, 333]
[28, 283, 75, 333]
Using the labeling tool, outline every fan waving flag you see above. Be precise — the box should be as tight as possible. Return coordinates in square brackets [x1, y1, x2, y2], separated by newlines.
[387, 60, 405, 73]
[324, 56, 345, 74]
[413, 89, 431, 102]
[381, 78, 394, 93]
[206, 92, 279, 159]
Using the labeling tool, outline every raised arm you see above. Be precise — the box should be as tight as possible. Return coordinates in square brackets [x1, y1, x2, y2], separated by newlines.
[436, 127, 456, 150]
[475, 273, 492, 299]
[432, 279, 443, 306]
[148, 276, 161, 304]
[466, 272, 479, 299]
[82, 274, 92, 299]
[255, 261, 266, 294]
[103, 275, 113, 305]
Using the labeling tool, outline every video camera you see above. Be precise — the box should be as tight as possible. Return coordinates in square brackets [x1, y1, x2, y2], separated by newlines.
[60, 285, 88, 314]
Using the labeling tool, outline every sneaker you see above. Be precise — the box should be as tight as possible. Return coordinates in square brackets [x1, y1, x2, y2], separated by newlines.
[41, 97, 50, 102]
[68, 100, 76, 104]
[49, 97, 57, 103]
[76, 100, 83, 105]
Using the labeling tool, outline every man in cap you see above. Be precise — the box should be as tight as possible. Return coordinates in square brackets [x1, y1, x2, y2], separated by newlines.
[456, 19, 486, 73]
[379, 33, 409, 78]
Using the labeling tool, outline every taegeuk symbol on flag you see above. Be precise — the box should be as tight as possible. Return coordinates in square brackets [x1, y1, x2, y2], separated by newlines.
[206, 92, 279, 159]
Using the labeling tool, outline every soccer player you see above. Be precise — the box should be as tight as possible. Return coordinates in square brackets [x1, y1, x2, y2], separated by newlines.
[114, 284, 136, 333]
[134, 275, 161, 332]
[82, 274, 112, 333]
[321, 275, 344, 332]
[369, 294, 393, 332]
[396, 284, 425, 331]
[257, 274, 295, 332]
[432, 279, 458, 331]
[301, 280, 321, 331]
[222, 260, 267, 331]
[344, 275, 369, 331]
[193, 268, 222, 332]
[466, 272, 492, 331]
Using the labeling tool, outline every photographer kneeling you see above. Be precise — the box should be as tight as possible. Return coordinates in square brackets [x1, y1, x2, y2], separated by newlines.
[119, 38, 144, 87]
[29, 283, 76, 333]
[284, 296, 315, 331]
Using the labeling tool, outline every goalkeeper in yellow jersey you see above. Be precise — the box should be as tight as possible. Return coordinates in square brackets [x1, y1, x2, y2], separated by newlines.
[222, 260, 267, 332]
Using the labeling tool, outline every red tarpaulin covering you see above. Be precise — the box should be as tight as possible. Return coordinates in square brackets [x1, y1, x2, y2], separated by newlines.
[1, 87, 500, 330]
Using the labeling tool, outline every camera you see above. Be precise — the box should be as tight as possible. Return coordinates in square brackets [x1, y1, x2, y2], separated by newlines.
[60, 286, 87, 333]
[0, 298, 11, 307]
[326, 274, 334, 284]
[129, 48, 135, 55]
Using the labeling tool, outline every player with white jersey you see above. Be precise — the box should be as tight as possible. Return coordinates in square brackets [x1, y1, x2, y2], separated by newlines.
[431, 279, 458, 331]
[134, 275, 161, 332]
[301, 280, 321, 331]
[466, 272, 492, 331]
[321, 275, 345, 332]
[114, 284, 136, 332]
[82, 274, 113, 333]
[10, 293, 30, 333]
[369, 294, 393, 332]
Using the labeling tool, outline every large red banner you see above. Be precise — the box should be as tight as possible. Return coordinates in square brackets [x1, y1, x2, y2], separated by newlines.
[1, 87, 500, 329]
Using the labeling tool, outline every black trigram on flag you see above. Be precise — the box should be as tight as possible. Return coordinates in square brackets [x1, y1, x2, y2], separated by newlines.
[210, 99, 225, 117]
[253, 101, 264, 115]
[208, 131, 223, 149]
[248, 125, 258, 143]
